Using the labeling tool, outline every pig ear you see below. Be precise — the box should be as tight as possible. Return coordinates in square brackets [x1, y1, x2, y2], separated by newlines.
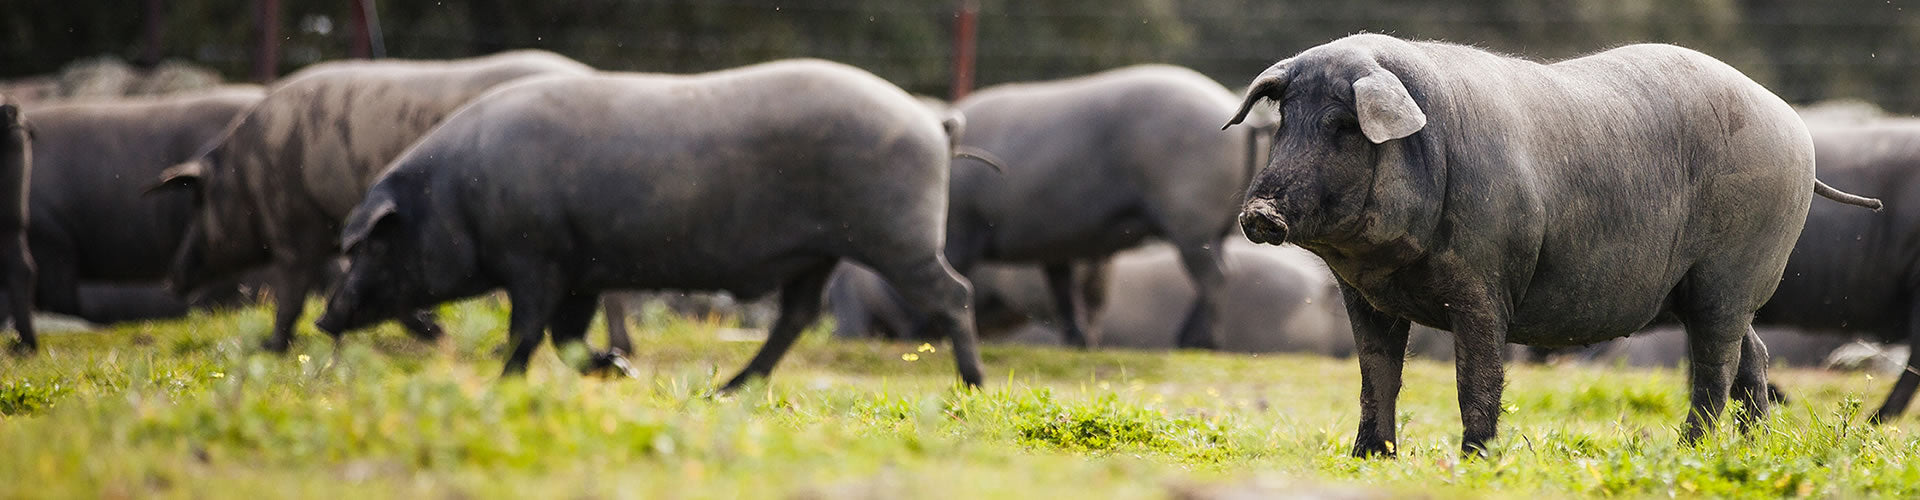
[2, 104, 29, 140]
[1225, 59, 1291, 130]
[340, 195, 398, 252]
[145, 160, 205, 195]
[941, 110, 966, 143]
[1352, 68, 1426, 144]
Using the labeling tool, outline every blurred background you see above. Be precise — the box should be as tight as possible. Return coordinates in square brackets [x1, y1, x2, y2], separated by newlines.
[3, 0, 1920, 110]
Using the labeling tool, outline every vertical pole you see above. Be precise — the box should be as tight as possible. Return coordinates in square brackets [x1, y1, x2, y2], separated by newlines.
[252, 0, 282, 82]
[349, 0, 371, 58]
[349, 0, 387, 59]
[140, 0, 165, 67]
[949, 0, 978, 101]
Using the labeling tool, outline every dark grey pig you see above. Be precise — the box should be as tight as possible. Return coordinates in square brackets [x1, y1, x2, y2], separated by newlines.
[945, 65, 1263, 349]
[833, 241, 1352, 355]
[1093, 241, 1350, 354]
[1224, 34, 1881, 456]
[19, 88, 262, 325]
[312, 60, 985, 390]
[827, 260, 1103, 342]
[1746, 119, 1920, 423]
[152, 51, 592, 352]
[0, 96, 32, 353]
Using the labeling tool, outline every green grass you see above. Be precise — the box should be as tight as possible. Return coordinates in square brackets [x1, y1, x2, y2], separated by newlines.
[3, 297, 1919, 499]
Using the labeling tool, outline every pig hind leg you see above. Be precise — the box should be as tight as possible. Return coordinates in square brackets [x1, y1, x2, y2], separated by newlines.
[547, 291, 632, 377]
[1042, 261, 1093, 348]
[718, 262, 837, 392]
[602, 295, 633, 354]
[1170, 239, 1226, 350]
[1729, 328, 1772, 431]
[1674, 276, 1769, 443]
[500, 272, 567, 376]
[866, 254, 985, 388]
[1869, 301, 1920, 423]
[259, 263, 325, 353]
[1, 233, 32, 354]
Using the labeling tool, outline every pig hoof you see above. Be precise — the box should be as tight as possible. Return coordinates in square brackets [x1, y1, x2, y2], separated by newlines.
[715, 374, 762, 395]
[259, 336, 292, 353]
[1350, 441, 1396, 458]
[581, 351, 639, 379]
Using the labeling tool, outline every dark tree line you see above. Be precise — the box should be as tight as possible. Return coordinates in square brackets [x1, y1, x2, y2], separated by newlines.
[4, 0, 1919, 110]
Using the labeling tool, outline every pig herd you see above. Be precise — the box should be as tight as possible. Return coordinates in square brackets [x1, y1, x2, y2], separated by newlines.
[2, 33, 1915, 457]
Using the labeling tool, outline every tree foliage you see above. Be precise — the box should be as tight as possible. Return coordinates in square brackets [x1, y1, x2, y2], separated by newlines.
[3, 0, 1919, 110]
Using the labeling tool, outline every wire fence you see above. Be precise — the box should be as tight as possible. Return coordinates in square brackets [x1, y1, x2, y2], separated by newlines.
[6, 0, 1920, 111]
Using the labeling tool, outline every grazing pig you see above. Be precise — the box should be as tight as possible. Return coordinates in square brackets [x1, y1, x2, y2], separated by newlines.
[0, 97, 31, 353]
[14, 88, 262, 326]
[152, 51, 592, 352]
[1223, 34, 1881, 456]
[943, 65, 1261, 349]
[312, 60, 985, 390]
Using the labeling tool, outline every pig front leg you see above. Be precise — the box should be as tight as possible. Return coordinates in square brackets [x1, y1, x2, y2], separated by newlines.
[1341, 281, 1410, 458]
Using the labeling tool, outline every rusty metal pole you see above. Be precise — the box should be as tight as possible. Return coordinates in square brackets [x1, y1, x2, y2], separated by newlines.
[349, 0, 370, 58]
[349, 0, 387, 59]
[252, 0, 281, 82]
[949, 0, 978, 101]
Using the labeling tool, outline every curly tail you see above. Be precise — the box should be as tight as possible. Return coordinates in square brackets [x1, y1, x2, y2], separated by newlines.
[1815, 180, 1883, 211]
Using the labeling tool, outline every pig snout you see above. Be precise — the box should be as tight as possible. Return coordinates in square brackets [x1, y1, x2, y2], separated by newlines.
[313, 292, 363, 337]
[313, 308, 350, 336]
[1240, 198, 1289, 245]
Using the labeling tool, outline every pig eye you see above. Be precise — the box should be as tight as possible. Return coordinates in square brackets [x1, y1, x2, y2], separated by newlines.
[1320, 111, 1357, 134]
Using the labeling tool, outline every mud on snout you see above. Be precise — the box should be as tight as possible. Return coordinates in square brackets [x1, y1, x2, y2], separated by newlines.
[1240, 197, 1289, 245]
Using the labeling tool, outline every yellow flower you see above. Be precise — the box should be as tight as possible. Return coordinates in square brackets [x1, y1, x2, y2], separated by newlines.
[210, 372, 225, 379]
[297, 354, 311, 364]
[901, 353, 920, 362]
[917, 343, 936, 353]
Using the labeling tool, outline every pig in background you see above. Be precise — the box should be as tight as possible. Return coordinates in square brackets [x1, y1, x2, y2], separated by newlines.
[153, 50, 593, 353]
[938, 65, 1266, 349]
[7, 88, 264, 330]
[830, 240, 1357, 356]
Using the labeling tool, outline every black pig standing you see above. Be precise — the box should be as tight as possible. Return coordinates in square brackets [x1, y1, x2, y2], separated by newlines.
[314, 60, 985, 390]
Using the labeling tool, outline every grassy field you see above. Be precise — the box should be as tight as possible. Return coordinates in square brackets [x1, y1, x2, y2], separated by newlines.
[3, 297, 1919, 499]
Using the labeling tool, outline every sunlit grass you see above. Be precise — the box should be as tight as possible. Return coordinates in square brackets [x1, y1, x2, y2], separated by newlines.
[2, 297, 1917, 498]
